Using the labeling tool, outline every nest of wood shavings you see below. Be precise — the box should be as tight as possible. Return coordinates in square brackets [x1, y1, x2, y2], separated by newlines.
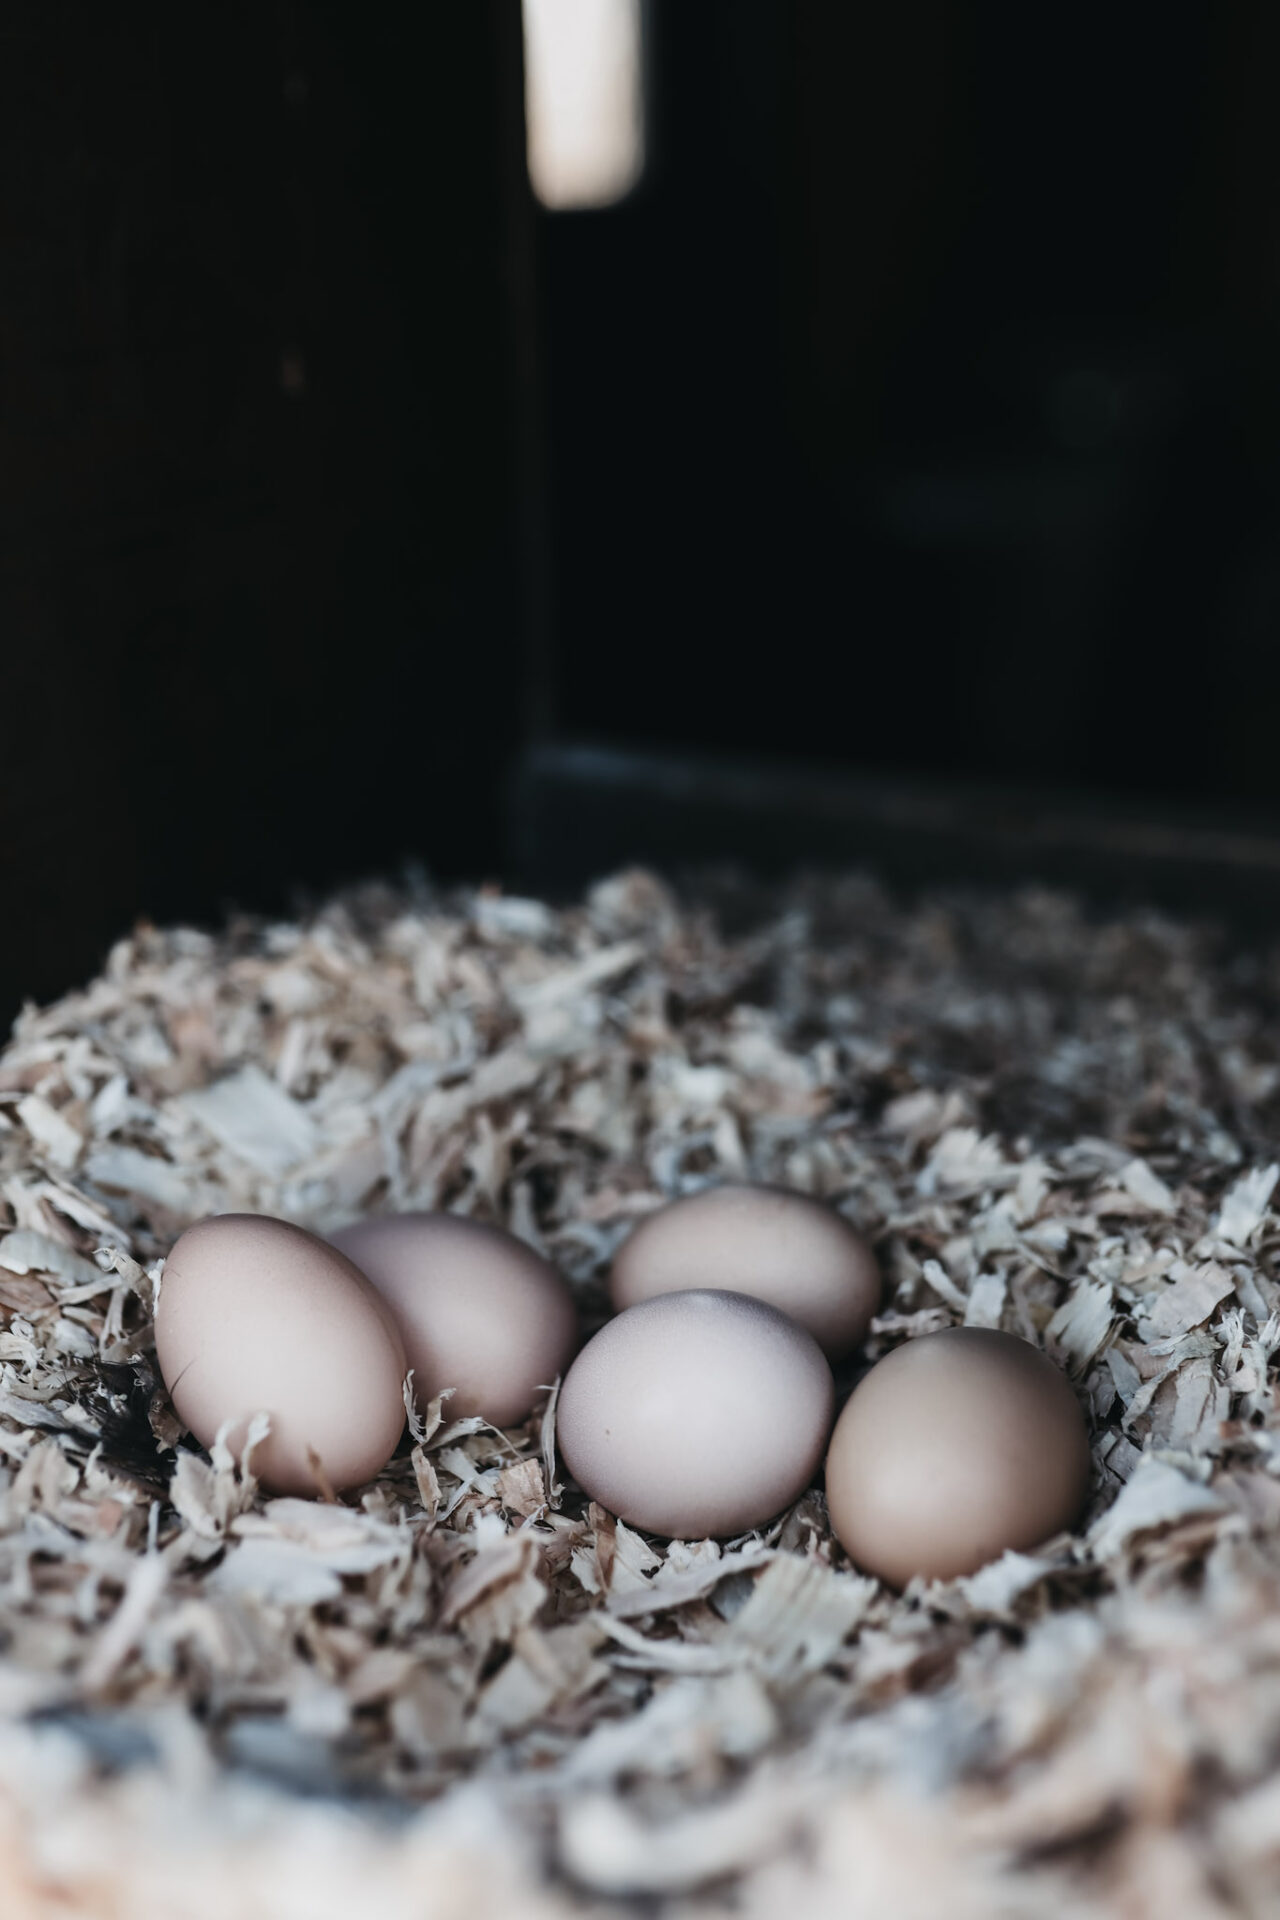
[4, 867, 1280, 1916]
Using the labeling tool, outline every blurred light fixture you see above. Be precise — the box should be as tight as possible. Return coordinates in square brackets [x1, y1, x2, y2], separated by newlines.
[523, 0, 645, 210]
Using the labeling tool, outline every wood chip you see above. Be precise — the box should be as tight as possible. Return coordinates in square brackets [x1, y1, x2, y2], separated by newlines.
[1144, 1262, 1237, 1340]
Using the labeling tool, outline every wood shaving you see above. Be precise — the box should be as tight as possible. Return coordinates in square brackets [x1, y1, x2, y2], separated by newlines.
[1, 868, 1280, 1913]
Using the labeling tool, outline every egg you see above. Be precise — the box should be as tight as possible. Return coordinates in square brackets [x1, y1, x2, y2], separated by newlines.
[610, 1184, 881, 1357]
[155, 1214, 408, 1496]
[824, 1327, 1091, 1586]
[557, 1288, 834, 1538]
[330, 1212, 577, 1428]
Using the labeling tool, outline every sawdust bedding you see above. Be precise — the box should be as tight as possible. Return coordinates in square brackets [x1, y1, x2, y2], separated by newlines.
[1, 867, 1280, 1916]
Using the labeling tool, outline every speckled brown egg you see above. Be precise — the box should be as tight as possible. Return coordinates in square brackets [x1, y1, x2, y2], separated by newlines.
[330, 1212, 578, 1429]
[557, 1288, 835, 1539]
[155, 1213, 408, 1496]
[610, 1184, 881, 1357]
[825, 1327, 1091, 1587]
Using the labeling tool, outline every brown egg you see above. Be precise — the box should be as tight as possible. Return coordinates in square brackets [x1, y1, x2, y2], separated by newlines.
[330, 1212, 577, 1428]
[557, 1289, 834, 1539]
[155, 1214, 408, 1496]
[825, 1327, 1091, 1587]
[610, 1184, 881, 1357]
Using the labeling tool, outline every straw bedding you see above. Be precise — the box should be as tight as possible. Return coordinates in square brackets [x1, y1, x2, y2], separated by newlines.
[1, 866, 1279, 1916]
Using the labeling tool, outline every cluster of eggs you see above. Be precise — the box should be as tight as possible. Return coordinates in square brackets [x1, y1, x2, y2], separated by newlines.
[155, 1187, 1091, 1586]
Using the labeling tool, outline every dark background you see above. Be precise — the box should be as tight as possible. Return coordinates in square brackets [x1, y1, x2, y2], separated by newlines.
[4, 1, 1280, 1016]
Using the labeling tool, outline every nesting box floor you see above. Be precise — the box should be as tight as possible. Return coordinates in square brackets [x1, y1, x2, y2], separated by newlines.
[1, 868, 1279, 1916]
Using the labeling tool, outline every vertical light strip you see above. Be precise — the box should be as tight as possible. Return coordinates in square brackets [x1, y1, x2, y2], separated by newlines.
[523, 0, 645, 210]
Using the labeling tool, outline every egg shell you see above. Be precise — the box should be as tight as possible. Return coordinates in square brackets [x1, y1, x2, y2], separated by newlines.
[825, 1326, 1092, 1587]
[610, 1184, 881, 1357]
[556, 1288, 835, 1539]
[330, 1212, 578, 1428]
[155, 1214, 408, 1496]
